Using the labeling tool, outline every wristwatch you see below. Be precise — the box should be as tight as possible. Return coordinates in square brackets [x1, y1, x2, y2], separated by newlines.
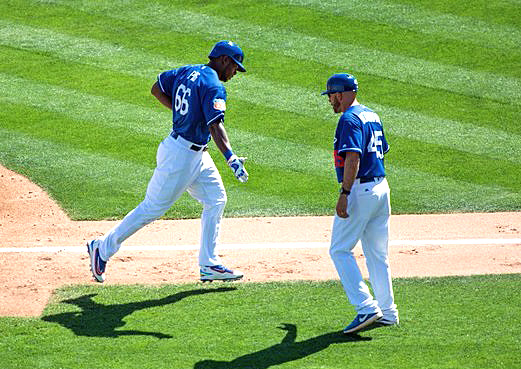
[339, 187, 351, 196]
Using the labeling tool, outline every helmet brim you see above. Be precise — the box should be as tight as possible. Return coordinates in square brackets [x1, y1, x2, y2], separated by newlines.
[231, 56, 246, 72]
[321, 90, 334, 95]
[321, 88, 357, 95]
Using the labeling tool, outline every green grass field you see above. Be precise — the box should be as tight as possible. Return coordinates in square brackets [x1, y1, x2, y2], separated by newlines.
[1, 2, 520, 368]
[1, 275, 520, 369]
[1, 0, 520, 219]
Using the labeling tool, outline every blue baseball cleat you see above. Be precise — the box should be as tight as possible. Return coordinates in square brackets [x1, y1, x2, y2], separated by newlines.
[343, 312, 383, 334]
[200, 265, 243, 282]
[376, 316, 399, 327]
[87, 240, 107, 283]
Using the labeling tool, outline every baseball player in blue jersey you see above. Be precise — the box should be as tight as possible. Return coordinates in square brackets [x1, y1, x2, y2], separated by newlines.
[87, 41, 248, 283]
[322, 73, 399, 334]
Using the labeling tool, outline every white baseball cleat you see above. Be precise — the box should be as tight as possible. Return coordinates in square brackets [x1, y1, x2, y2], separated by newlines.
[200, 265, 243, 282]
[87, 239, 107, 283]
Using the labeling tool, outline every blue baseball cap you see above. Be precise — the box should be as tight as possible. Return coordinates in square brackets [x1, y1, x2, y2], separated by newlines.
[208, 40, 246, 72]
[321, 73, 358, 95]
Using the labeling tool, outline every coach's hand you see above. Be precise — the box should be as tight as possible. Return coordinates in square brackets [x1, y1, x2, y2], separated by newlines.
[336, 193, 348, 218]
[227, 155, 248, 183]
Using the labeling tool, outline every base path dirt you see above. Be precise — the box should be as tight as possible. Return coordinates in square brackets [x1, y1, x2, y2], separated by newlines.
[1, 165, 520, 317]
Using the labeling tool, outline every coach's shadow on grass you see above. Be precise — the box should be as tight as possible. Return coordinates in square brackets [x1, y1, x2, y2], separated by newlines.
[42, 287, 236, 339]
[194, 323, 371, 369]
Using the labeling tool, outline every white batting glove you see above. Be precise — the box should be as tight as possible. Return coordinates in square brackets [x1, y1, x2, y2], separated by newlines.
[227, 155, 248, 183]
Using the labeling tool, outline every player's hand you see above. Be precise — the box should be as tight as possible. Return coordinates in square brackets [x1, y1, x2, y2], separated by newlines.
[227, 155, 248, 183]
[336, 194, 348, 218]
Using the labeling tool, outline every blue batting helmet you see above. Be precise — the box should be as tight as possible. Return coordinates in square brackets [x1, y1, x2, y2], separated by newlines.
[208, 40, 246, 72]
[321, 73, 358, 95]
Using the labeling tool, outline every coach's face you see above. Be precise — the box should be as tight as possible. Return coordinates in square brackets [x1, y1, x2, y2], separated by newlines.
[328, 91, 356, 113]
[328, 93, 342, 113]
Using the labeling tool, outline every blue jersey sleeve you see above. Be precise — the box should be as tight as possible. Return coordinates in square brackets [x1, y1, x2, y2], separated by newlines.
[383, 134, 390, 154]
[337, 114, 363, 155]
[202, 85, 227, 125]
[157, 69, 178, 97]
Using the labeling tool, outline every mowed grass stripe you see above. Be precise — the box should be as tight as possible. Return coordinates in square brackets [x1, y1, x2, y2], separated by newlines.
[373, 105, 521, 165]
[0, 100, 161, 169]
[395, 0, 521, 27]
[386, 164, 520, 213]
[1, 21, 519, 161]
[2, 41, 520, 209]
[273, 0, 521, 50]
[388, 135, 521, 193]
[234, 76, 521, 165]
[0, 73, 167, 135]
[0, 5, 521, 138]
[8, 0, 520, 93]
[0, 128, 154, 220]
[0, 19, 171, 78]
[172, 0, 521, 80]
[1, 4, 519, 215]
[3, 77, 518, 215]
[2, 15, 519, 134]
[0, 124, 344, 218]
[0, 71, 351, 202]
[44, 0, 521, 105]
[0, 74, 332, 177]
[3, 60, 521, 168]
[2, 98, 518, 215]
[0, 125, 322, 219]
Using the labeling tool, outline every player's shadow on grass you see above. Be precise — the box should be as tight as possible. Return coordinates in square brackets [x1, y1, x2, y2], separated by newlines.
[42, 287, 236, 339]
[194, 323, 371, 369]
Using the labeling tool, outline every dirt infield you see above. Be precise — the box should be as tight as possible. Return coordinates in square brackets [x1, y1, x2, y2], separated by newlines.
[1, 165, 520, 316]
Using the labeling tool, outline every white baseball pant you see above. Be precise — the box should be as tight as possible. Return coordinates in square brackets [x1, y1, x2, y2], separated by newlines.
[98, 133, 227, 266]
[330, 177, 398, 321]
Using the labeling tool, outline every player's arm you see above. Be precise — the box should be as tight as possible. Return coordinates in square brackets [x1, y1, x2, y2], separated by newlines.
[336, 151, 360, 218]
[151, 81, 172, 110]
[209, 120, 232, 154]
[209, 121, 248, 183]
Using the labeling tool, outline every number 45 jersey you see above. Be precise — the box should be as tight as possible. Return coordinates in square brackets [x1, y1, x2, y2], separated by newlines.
[157, 64, 227, 145]
[333, 104, 390, 183]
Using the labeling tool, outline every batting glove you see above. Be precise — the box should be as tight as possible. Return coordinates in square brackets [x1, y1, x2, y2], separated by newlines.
[227, 155, 248, 183]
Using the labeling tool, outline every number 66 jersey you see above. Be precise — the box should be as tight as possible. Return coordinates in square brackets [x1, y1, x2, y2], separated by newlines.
[157, 64, 227, 146]
[333, 104, 390, 183]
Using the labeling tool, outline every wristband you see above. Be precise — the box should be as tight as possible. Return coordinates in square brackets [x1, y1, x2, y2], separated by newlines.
[339, 187, 351, 196]
[223, 149, 234, 161]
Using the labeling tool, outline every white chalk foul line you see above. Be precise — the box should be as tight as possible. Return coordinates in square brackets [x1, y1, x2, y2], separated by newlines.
[0, 238, 520, 253]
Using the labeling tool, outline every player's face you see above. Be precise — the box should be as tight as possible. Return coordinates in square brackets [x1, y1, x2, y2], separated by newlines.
[221, 57, 239, 82]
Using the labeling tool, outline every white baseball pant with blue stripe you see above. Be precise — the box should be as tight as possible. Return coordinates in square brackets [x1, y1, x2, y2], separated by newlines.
[98, 133, 226, 266]
[330, 177, 398, 322]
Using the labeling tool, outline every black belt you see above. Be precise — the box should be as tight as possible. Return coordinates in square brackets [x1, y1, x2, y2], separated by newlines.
[359, 176, 383, 183]
[171, 132, 207, 151]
